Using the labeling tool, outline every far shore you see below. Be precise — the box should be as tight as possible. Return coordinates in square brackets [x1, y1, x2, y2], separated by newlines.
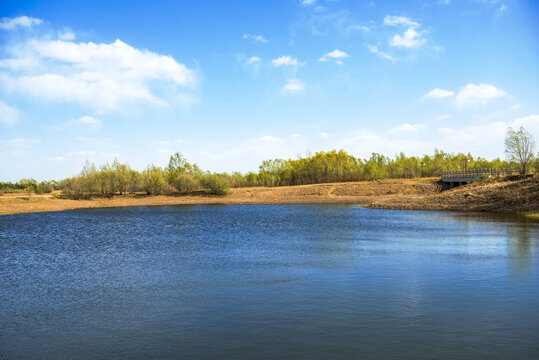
[1, 176, 537, 216]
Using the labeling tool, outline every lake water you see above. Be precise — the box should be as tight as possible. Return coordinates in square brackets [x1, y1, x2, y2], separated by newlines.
[0, 205, 538, 359]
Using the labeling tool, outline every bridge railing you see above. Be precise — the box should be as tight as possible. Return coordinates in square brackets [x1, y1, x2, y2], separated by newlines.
[441, 169, 512, 179]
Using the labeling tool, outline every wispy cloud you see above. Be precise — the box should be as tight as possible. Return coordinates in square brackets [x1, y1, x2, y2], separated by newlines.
[243, 33, 268, 43]
[272, 56, 299, 66]
[354, 25, 371, 32]
[318, 49, 349, 64]
[258, 135, 282, 143]
[455, 83, 506, 107]
[384, 15, 426, 49]
[0, 101, 19, 125]
[383, 15, 419, 28]
[283, 79, 305, 92]
[435, 114, 452, 121]
[390, 27, 426, 48]
[246, 56, 261, 64]
[423, 84, 506, 107]
[367, 45, 396, 61]
[0, 16, 43, 30]
[6, 138, 41, 146]
[57, 27, 75, 40]
[300, 0, 317, 5]
[53, 115, 103, 130]
[390, 123, 426, 133]
[423, 88, 455, 99]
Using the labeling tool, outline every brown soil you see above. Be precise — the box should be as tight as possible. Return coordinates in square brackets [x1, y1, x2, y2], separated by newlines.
[366, 175, 539, 212]
[1, 176, 537, 216]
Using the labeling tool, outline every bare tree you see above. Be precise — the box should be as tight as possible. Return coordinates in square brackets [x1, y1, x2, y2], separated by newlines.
[505, 126, 536, 175]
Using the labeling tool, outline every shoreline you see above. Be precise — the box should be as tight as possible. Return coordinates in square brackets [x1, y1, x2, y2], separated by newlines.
[1, 176, 537, 216]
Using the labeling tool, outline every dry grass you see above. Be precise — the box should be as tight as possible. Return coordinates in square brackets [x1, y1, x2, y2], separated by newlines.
[1, 176, 537, 215]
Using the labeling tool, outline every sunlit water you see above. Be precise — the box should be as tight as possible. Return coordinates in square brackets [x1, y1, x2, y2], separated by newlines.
[1, 205, 538, 359]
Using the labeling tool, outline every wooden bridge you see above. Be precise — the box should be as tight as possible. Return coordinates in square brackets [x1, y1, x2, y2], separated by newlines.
[441, 169, 510, 186]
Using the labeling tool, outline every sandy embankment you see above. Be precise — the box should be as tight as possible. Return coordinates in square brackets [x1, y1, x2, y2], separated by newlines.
[1, 176, 537, 215]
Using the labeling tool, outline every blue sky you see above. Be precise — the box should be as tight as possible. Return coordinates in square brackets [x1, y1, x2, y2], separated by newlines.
[1, 0, 538, 181]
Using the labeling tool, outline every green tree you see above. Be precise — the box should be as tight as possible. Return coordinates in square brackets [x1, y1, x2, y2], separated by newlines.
[166, 152, 201, 193]
[142, 165, 167, 195]
[200, 173, 230, 195]
[113, 159, 131, 195]
[505, 126, 536, 175]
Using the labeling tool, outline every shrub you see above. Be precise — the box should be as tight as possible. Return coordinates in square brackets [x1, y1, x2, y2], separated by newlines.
[170, 173, 199, 193]
[200, 173, 230, 195]
[142, 165, 167, 195]
[35, 181, 54, 194]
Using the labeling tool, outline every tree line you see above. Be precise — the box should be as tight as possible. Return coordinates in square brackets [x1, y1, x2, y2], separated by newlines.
[10, 148, 536, 199]
[60, 156, 230, 199]
[3, 126, 537, 199]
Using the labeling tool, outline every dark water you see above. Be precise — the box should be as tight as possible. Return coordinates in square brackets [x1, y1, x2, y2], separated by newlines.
[0, 205, 538, 360]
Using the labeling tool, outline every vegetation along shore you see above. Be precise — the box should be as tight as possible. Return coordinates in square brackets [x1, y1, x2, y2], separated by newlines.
[1, 175, 537, 216]
[2, 127, 538, 216]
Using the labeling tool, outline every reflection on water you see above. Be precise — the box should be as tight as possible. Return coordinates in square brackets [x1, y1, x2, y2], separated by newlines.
[507, 225, 535, 278]
[0, 205, 538, 360]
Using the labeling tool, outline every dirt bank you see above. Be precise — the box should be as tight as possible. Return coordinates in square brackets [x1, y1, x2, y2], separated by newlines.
[1, 176, 537, 215]
[366, 175, 539, 212]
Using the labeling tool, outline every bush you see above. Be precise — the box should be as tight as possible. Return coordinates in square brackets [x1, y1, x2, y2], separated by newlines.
[200, 173, 230, 195]
[19, 178, 37, 193]
[170, 173, 199, 193]
[142, 165, 167, 195]
[60, 176, 94, 199]
[35, 181, 54, 194]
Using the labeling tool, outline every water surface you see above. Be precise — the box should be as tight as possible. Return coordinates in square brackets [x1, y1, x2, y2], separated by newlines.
[1, 205, 538, 359]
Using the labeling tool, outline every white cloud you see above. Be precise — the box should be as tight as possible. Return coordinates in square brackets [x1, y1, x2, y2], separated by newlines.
[243, 34, 268, 43]
[53, 115, 103, 130]
[455, 83, 506, 107]
[57, 28, 75, 41]
[318, 49, 349, 62]
[7, 138, 41, 145]
[246, 56, 261, 63]
[0, 16, 43, 30]
[48, 156, 65, 162]
[0, 101, 19, 125]
[259, 135, 282, 143]
[383, 15, 419, 28]
[68, 151, 96, 157]
[76, 115, 102, 127]
[155, 148, 172, 154]
[319, 132, 329, 138]
[272, 56, 299, 66]
[76, 137, 94, 141]
[384, 16, 426, 49]
[390, 123, 426, 133]
[0, 38, 197, 113]
[300, 0, 317, 5]
[283, 79, 305, 92]
[423, 88, 455, 99]
[437, 127, 455, 134]
[67, 151, 120, 158]
[435, 114, 452, 121]
[367, 45, 396, 61]
[390, 27, 426, 48]
[514, 114, 539, 130]
[511, 104, 521, 110]
[354, 25, 370, 32]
